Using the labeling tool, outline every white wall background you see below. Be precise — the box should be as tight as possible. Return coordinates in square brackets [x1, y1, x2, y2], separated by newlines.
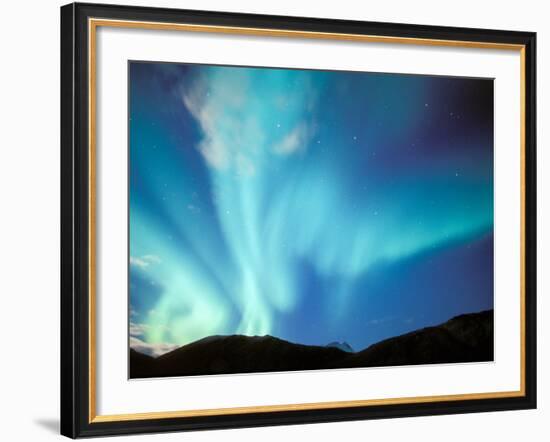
[0, 0, 546, 440]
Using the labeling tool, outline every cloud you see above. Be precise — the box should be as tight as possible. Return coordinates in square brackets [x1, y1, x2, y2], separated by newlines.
[273, 122, 312, 155]
[130, 257, 148, 268]
[182, 79, 230, 170]
[129, 322, 149, 337]
[130, 321, 169, 338]
[181, 68, 318, 177]
[130, 336, 179, 358]
[182, 79, 247, 171]
[130, 254, 162, 269]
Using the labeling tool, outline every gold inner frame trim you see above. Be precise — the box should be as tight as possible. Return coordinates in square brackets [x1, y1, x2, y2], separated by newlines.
[88, 18, 527, 424]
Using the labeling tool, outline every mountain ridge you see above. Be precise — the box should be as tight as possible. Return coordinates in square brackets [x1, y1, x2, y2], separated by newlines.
[130, 309, 493, 378]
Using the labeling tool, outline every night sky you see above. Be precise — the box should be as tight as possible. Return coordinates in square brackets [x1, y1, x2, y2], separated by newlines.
[128, 61, 494, 357]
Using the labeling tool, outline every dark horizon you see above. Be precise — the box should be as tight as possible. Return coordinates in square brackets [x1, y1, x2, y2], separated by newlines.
[130, 309, 494, 378]
[131, 307, 493, 359]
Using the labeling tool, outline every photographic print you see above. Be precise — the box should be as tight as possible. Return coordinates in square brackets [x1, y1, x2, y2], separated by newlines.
[128, 61, 494, 379]
[61, 5, 536, 436]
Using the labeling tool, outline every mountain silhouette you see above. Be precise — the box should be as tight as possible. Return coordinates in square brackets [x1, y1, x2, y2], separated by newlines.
[130, 309, 493, 378]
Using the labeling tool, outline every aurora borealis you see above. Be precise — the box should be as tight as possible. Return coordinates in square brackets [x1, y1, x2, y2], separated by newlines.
[129, 61, 494, 358]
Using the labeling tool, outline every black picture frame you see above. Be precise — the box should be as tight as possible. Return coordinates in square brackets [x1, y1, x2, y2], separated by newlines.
[61, 2, 537, 438]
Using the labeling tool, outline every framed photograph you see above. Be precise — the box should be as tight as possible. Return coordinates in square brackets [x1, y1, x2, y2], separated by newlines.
[60, 2, 536, 438]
